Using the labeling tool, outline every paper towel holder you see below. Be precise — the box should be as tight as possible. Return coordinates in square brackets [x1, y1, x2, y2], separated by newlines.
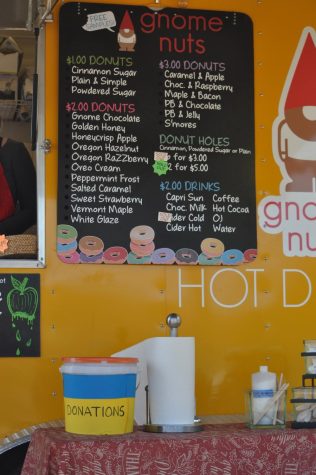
[143, 384, 203, 433]
[166, 313, 181, 337]
[143, 313, 204, 433]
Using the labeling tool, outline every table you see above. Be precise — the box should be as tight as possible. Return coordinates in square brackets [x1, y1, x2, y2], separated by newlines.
[21, 424, 316, 475]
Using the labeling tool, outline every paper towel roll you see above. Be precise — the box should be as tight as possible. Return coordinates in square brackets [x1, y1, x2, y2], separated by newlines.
[147, 337, 195, 425]
[113, 341, 149, 425]
[113, 336, 195, 425]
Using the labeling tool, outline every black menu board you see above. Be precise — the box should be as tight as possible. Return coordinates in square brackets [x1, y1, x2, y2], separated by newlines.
[0, 274, 40, 357]
[57, 3, 256, 265]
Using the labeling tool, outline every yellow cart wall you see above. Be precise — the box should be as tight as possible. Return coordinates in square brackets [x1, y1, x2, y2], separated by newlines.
[1, 0, 316, 437]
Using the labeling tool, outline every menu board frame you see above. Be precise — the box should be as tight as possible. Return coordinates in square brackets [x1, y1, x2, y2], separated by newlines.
[57, 3, 257, 266]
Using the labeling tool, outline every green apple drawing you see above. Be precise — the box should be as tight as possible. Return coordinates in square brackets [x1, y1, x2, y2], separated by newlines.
[6, 276, 38, 356]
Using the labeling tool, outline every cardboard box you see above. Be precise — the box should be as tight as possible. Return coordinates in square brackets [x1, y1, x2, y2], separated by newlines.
[0, 36, 22, 74]
[0, 51, 19, 74]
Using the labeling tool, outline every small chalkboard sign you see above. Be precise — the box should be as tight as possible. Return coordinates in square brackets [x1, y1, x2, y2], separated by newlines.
[0, 274, 40, 357]
[58, 3, 257, 266]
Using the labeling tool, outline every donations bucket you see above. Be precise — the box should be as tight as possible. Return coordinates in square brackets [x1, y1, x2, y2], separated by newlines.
[60, 357, 139, 435]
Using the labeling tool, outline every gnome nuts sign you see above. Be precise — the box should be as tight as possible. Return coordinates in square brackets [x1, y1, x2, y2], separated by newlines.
[258, 27, 316, 257]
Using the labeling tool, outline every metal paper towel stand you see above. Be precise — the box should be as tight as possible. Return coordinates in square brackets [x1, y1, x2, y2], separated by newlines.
[143, 314, 204, 433]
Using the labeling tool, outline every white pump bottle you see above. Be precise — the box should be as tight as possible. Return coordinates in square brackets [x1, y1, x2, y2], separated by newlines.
[251, 365, 277, 425]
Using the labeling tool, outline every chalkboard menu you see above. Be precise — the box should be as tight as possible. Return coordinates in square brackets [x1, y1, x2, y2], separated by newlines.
[57, 3, 256, 266]
[0, 274, 40, 357]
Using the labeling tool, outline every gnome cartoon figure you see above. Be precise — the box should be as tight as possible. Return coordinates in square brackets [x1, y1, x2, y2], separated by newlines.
[275, 28, 316, 192]
[118, 10, 136, 52]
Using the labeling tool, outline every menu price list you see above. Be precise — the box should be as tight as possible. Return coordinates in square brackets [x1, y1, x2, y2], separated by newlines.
[57, 3, 257, 265]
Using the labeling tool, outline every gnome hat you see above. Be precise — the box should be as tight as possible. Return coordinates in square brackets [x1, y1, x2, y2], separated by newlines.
[119, 11, 134, 31]
[285, 32, 316, 110]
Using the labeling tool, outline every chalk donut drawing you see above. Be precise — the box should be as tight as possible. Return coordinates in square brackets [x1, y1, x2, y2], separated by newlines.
[130, 225, 155, 246]
[200, 237, 225, 258]
[56, 223, 253, 266]
[57, 224, 78, 262]
[103, 246, 128, 264]
[221, 249, 244, 266]
[175, 248, 199, 265]
[198, 254, 222, 265]
[127, 252, 151, 264]
[57, 224, 78, 244]
[58, 252, 80, 264]
[80, 251, 103, 264]
[57, 240, 78, 256]
[243, 248, 257, 263]
[79, 236, 104, 264]
[130, 240, 155, 257]
[151, 248, 175, 265]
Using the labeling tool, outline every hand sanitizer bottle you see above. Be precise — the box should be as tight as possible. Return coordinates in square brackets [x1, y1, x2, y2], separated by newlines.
[251, 366, 277, 425]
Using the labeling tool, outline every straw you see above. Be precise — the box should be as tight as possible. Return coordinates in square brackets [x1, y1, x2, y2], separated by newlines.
[272, 373, 283, 425]
[295, 402, 316, 422]
[253, 383, 289, 425]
